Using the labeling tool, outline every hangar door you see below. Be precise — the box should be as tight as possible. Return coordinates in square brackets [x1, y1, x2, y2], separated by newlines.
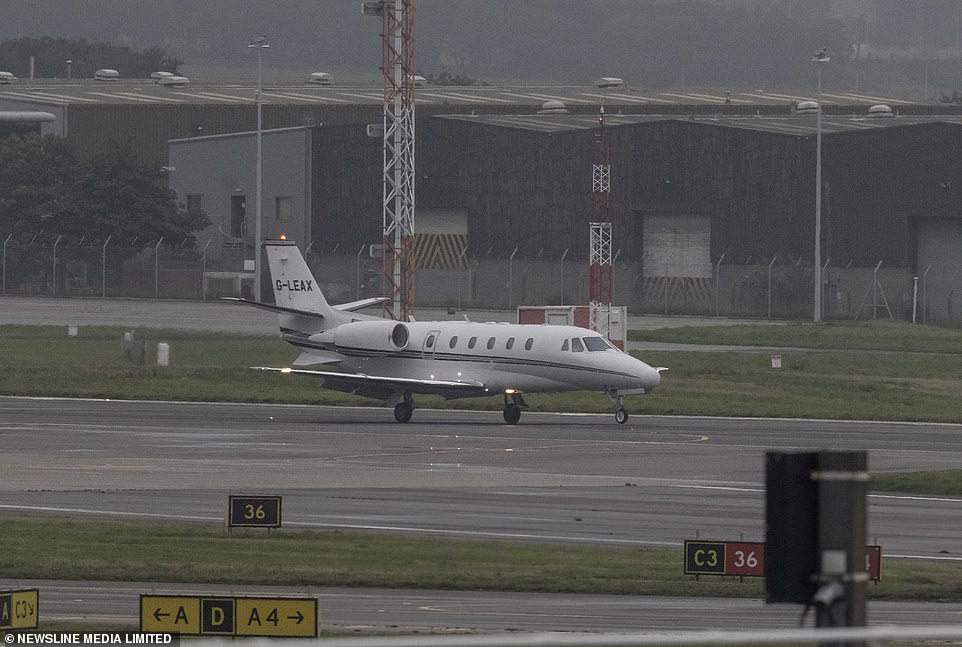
[917, 218, 962, 325]
[641, 213, 711, 278]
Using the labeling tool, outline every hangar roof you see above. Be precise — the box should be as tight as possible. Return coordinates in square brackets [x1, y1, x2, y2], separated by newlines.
[437, 113, 962, 136]
[0, 78, 928, 109]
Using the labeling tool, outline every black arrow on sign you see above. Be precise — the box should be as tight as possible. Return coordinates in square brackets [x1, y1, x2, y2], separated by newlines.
[153, 609, 170, 622]
[287, 611, 304, 624]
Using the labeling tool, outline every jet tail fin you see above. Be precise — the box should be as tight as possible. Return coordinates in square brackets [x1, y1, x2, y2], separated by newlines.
[264, 239, 333, 317]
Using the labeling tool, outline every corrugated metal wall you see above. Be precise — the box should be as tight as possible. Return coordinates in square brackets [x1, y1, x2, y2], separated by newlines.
[310, 117, 962, 270]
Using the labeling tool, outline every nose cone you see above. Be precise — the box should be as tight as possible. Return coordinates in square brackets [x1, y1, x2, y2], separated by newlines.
[640, 360, 662, 389]
[622, 355, 663, 392]
[644, 364, 667, 389]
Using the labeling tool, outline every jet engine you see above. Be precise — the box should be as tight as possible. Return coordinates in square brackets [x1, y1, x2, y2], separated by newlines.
[331, 320, 410, 353]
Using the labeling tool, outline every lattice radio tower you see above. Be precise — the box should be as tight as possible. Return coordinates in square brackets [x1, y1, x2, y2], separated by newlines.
[589, 105, 613, 339]
[365, 0, 417, 321]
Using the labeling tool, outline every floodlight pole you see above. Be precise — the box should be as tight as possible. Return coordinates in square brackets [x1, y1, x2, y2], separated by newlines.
[248, 36, 270, 302]
[813, 49, 830, 323]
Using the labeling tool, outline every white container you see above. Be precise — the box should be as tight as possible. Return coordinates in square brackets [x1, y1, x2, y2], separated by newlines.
[157, 342, 170, 367]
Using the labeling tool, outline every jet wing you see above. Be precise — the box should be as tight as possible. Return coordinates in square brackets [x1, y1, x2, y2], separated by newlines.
[252, 366, 487, 401]
[292, 351, 341, 366]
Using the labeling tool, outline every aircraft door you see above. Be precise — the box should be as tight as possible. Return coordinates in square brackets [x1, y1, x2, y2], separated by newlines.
[422, 330, 441, 359]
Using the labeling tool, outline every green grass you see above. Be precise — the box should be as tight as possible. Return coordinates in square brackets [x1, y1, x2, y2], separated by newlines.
[1, 515, 960, 601]
[637, 349, 962, 422]
[872, 469, 962, 495]
[628, 320, 962, 353]
[2, 324, 962, 422]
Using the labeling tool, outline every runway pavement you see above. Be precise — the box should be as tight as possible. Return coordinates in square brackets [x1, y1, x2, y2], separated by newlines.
[2, 398, 961, 556]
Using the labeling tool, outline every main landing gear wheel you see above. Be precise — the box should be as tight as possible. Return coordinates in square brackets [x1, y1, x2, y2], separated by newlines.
[394, 401, 414, 423]
[502, 391, 528, 425]
[393, 392, 415, 423]
[615, 407, 629, 425]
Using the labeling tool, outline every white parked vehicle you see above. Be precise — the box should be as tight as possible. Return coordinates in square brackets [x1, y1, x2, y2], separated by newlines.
[158, 75, 190, 88]
[0, 71, 18, 84]
[94, 68, 119, 81]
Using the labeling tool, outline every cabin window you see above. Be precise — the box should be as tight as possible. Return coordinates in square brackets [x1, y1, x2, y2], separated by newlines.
[426, 333, 436, 349]
[506, 337, 515, 350]
[561, 339, 569, 351]
[487, 337, 496, 350]
[583, 336, 609, 352]
[525, 338, 534, 351]
[468, 336, 477, 349]
[571, 338, 584, 352]
[449, 336, 458, 349]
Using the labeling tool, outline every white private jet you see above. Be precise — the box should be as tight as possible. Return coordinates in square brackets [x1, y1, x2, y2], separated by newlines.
[231, 239, 665, 424]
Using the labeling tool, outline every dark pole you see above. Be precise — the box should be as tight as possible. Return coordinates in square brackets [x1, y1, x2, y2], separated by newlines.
[814, 450, 868, 646]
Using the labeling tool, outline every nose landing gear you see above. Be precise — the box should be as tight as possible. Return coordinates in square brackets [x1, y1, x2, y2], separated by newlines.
[607, 390, 630, 424]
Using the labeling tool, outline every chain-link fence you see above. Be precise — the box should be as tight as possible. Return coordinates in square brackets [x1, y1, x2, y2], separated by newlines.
[1, 239, 251, 300]
[303, 248, 949, 324]
[4, 238, 960, 325]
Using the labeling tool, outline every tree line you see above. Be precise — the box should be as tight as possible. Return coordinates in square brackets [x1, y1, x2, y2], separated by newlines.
[0, 134, 207, 248]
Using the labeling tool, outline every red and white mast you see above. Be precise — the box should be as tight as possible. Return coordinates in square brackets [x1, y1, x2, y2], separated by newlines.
[364, 0, 417, 321]
[589, 77, 621, 339]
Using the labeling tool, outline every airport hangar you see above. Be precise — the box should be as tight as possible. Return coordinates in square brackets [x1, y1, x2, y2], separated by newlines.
[3, 80, 962, 322]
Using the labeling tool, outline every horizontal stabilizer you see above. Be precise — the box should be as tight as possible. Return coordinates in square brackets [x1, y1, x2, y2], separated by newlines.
[334, 297, 390, 312]
[221, 296, 325, 319]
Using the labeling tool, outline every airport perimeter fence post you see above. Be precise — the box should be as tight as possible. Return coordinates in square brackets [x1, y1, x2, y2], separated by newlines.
[922, 264, 931, 324]
[101, 235, 111, 298]
[457, 246, 468, 309]
[714, 252, 726, 316]
[664, 258, 671, 316]
[560, 248, 568, 306]
[2, 233, 10, 295]
[767, 256, 777, 320]
[51, 235, 63, 296]
[508, 247, 518, 309]
[356, 244, 365, 300]
[822, 257, 831, 319]
[201, 240, 211, 300]
[154, 237, 164, 299]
